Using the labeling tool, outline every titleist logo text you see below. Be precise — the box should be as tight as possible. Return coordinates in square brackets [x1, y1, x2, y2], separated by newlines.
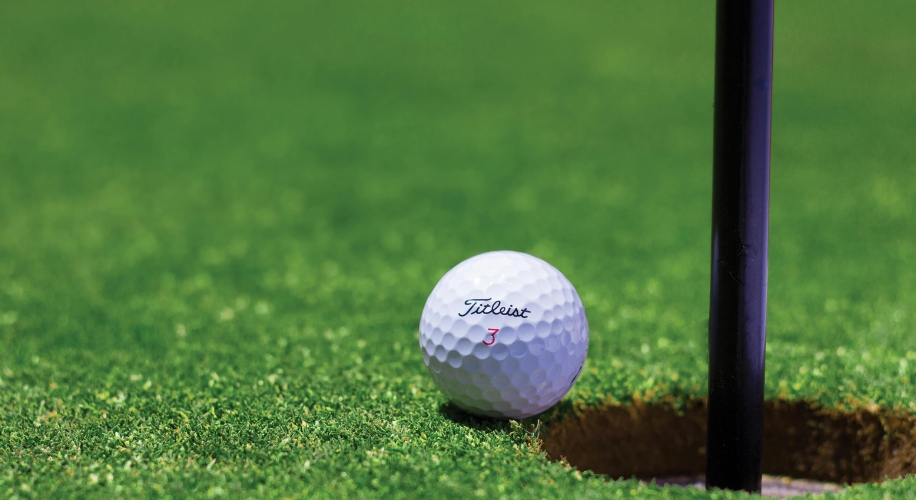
[457, 298, 530, 319]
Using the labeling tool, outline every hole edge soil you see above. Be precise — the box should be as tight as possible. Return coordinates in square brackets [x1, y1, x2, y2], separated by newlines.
[542, 399, 916, 485]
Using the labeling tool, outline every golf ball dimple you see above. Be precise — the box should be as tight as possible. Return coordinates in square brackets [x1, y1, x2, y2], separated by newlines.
[419, 251, 589, 419]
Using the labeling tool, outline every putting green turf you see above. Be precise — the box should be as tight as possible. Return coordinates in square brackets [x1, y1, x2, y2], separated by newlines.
[2, 0, 916, 497]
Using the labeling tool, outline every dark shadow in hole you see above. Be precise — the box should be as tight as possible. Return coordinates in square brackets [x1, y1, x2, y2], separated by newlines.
[542, 399, 916, 486]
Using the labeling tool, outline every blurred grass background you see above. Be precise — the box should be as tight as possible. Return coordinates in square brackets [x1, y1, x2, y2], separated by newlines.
[1, 1, 915, 497]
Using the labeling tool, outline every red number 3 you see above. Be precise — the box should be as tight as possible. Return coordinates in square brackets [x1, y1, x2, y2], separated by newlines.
[482, 328, 499, 346]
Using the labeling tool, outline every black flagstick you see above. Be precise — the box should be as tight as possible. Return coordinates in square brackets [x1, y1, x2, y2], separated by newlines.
[706, 0, 774, 493]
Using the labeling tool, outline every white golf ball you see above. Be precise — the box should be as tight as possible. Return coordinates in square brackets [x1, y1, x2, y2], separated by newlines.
[419, 251, 589, 419]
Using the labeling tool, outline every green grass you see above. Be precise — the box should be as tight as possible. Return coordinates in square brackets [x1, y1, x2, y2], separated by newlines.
[2, 0, 916, 497]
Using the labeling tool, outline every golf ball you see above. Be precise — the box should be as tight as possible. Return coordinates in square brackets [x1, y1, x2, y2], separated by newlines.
[419, 251, 589, 419]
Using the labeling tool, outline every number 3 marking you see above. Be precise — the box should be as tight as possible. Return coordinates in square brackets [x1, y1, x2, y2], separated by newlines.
[483, 328, 499, 346]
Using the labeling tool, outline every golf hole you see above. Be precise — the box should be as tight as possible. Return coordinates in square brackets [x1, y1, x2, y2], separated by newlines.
[543, 400, 916, 495]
